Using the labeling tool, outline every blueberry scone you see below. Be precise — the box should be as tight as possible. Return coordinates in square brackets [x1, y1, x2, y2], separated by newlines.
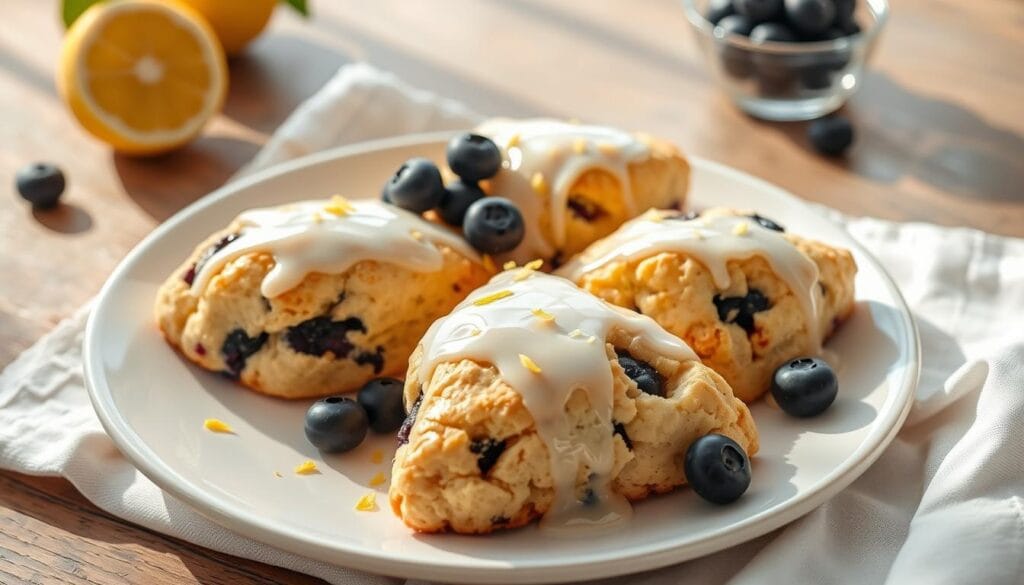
[473, 118, 690, 267]
[558, 208, 857, 403]
[389, 269, 758, 534]
[155, 197, 491, 399]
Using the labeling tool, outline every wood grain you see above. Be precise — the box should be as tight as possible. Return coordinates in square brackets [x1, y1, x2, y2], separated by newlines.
[0, 0, 1021, 582]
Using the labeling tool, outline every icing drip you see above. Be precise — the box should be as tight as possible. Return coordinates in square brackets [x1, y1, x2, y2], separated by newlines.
[557, 210, 822, 350]
[191, 199, 480, 298]
[417, 270, 697, 530]
[475, 119, 651, 264]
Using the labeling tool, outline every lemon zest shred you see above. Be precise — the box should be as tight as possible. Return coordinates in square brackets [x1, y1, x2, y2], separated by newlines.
[482, 255, 497, 272]
[519, 354, 542, 374]
[203, 419, 233, 434]
[531, 172, 548, 195]
[531, 308, 555, 323]
[503, 260, 518, 270]
[294, 459, 319, 475]
[732, 222, 750, 236]
[369, 472, 387, 487]
[355, 492, 378, 511]
[473, 289, 513, 306]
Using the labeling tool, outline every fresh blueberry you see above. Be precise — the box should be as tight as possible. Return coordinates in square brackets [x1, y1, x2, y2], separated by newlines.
[16, 163, 65, 209]
[381, 184, 392, 204]
[357, 377, 406, 434]
[835, 0, 857, 28]
[800, 66, 834, 90]
[616, 350, 664, 396]
[438, 180, 485, 226]
[304, 396, 369, 453]
[446, 133, 502, 182]
[384, 158, 445, 213]
[715, 13, 755, 36]
[840, 19, 861, 35]
[705, 0, 735, 24]
[684, 434, 751, 504]
[771, 357, 838, 417]
[462, 197, 525, 254]
[808, 116, 854, 156]
[732, 0, 783, 23]
[785, 0, 836, 36]
[749, 22, 798, 43]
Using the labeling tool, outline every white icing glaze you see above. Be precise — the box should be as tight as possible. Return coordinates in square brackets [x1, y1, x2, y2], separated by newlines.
[191, 199, 480, 298]
[417, 270, 697, 530]
[557, 211, 822, 350]
[475, 118, 651, 263]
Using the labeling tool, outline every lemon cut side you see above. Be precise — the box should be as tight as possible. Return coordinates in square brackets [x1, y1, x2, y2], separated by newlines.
[58, 0, 228, 155]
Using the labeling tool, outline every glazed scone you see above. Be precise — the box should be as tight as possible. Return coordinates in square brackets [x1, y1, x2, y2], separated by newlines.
[473, 118, 690, 267]
[389, 269, 757, 534]
[558, 208, 857, 403]
[155, 198, 491, 399]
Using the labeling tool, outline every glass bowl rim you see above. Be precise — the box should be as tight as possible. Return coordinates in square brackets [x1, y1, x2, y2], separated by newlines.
[681, 0, 890, 54]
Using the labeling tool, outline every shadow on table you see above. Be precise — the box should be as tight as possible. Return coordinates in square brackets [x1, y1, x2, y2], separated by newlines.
[31, 202, 93, 234]
[112, 136, 260, 222]
[753, 72, 1024, 202]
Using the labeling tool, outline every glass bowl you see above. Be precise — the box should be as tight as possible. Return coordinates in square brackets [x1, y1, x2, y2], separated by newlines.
[682, 0, 889, 121]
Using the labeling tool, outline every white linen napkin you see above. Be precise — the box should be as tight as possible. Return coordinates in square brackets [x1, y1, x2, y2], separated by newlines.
[2, 63, 1022, 585]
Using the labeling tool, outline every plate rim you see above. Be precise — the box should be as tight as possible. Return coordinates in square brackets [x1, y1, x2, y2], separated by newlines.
[83, 133, 921, 583]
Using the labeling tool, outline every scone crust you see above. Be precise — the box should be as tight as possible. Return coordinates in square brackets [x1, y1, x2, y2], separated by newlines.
[389, 329, 757, 534]
[573, 212, 857, 402]
[155, 220, 491, 399]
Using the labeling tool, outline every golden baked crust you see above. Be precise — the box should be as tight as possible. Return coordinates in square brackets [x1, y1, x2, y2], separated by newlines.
[154, 221, 491, 399]
[480, 129, 689, 267]
[570, 208, 857, 402]
[388, 329, 757, 534]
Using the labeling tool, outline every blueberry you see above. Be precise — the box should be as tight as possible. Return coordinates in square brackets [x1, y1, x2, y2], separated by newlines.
[438, 180, 485, 226]
[771, 357, 838, 417]
[381, 185, 392, 204]
[446, 133, 502, 182]
[808, 116, 854, 156]
[749, 22, 798, 43]
[749, 213, 785, 232]
[616, 350, 664, 396]
[384, 158, 445, 213]
[357, 377, 406, 433]
[567, 195, 608, 222]
[800, 66, 834, 90]
[16, 163, 65, 209]
[715, 14, 754, 36]
[396, 393, 422, 445]
[840, 19, 861, 35]
[285, 316, 366, 357]
[220, 328, 268, 377]
[713, 289, 771, 334]
[785, 0, 836, 36]
[732, 0, 783, 23]
[304, 396, 369, 453]
[462, 197, 525, 254]
[705, 0, 735, 24]
[684, 434, 751, 504]
[469, 438, 507, 475]
[183, 233, 239, 285]
[835, 0, 857, 28]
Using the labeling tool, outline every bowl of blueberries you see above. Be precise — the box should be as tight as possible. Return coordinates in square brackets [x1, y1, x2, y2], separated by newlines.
[683, 0, 888, 121]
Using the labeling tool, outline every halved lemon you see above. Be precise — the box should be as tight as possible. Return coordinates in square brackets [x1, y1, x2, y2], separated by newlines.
[57, 0, 228, 155]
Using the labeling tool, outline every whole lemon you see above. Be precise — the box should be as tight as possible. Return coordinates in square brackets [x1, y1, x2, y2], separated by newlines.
[176, 0, 278, 55]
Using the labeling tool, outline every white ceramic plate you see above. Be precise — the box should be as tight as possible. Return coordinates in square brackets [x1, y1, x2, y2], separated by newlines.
[85, 133, 920, 584]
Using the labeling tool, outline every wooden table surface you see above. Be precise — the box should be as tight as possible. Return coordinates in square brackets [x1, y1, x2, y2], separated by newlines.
[1, 0, 1022, 582]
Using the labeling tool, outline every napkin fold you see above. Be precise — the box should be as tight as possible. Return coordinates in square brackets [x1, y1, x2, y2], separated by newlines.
[2, 63, 1022, 585]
